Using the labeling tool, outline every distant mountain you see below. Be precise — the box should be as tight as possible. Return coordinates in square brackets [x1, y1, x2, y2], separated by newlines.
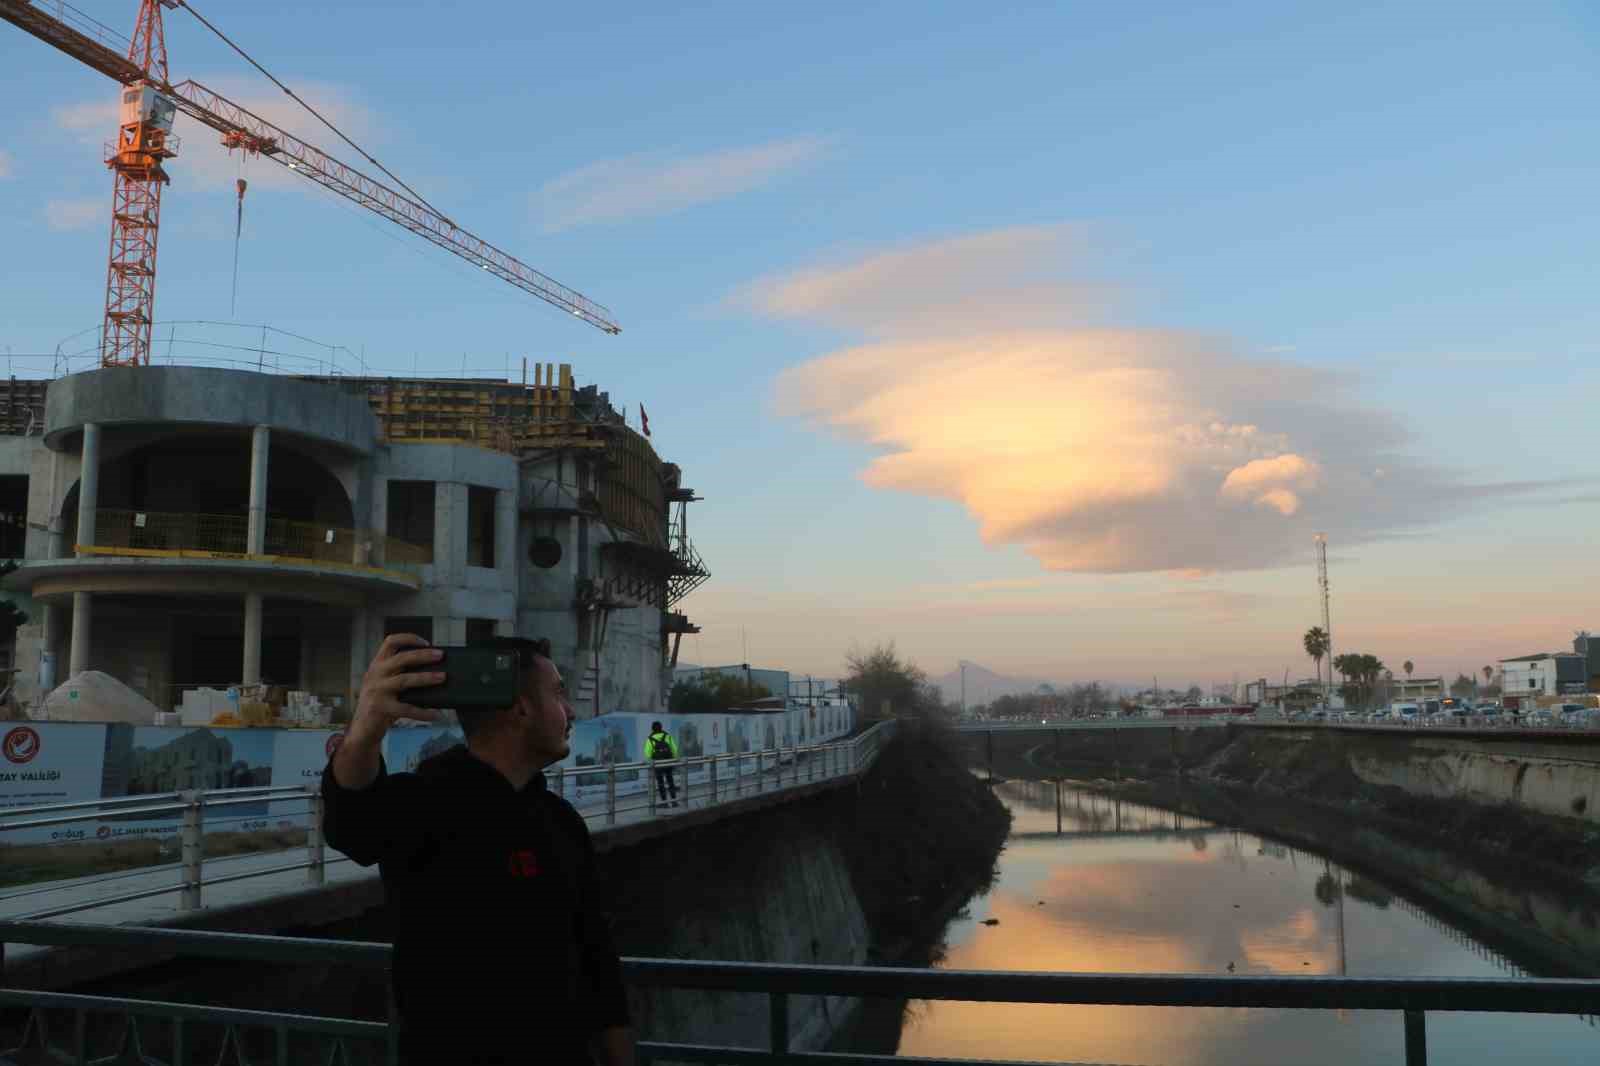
[933, 662, 1054, 707]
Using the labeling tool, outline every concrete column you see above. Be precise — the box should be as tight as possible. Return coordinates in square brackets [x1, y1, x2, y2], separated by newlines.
[348, 607, 369, 712]
[40, 603, 60, 692]
[68, 591, 92, 677]
[494, 488, 516, 574]
[247, 425, 270, 555]
[369, 476, 388, 567]
[433, 482, 468, 585]
[75, 422, 101, 552]
[242, 591, 263, 685]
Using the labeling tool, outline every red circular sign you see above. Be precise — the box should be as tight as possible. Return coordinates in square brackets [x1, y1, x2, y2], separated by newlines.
[2, 726, 40, 765]
[325, 733, 345, 759]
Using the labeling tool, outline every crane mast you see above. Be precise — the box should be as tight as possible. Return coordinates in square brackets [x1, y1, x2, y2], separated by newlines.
[0, 0, 621, 367]
[103, 0, 180, 368]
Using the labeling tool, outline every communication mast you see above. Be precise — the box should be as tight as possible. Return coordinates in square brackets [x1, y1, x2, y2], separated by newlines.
[1315, 533, 1333, 705]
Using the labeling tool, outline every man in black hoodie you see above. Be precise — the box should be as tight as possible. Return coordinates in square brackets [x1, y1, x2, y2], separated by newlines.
[322, 633, 633, 1066]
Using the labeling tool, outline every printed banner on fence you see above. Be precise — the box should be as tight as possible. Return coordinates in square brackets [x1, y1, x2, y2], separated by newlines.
[2, 702, 858, 846]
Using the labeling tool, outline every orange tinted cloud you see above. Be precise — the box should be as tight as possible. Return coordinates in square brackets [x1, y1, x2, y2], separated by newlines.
[759, 227, 1554, 573]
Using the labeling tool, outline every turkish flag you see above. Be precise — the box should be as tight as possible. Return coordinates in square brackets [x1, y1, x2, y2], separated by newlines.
[640, 404, 650, 437]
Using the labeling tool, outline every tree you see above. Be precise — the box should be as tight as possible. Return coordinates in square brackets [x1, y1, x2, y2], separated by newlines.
[1184, 684, 1203, 703]
[1333, 652, 1387, 710]
[1403, 660, 1414, 679]
[843, 642, 933, 721]
[1303, 626, 1330, 688]
[1449, 673, 1475, 699]
[0, 561, 27, 643]
[1482, 665, 1494, 686]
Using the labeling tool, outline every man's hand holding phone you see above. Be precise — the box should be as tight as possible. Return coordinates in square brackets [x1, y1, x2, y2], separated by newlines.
[332, 634, 446, 790]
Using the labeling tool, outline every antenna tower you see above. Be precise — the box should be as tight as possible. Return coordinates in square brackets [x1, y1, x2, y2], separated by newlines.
[1315, 533, 1333, 705]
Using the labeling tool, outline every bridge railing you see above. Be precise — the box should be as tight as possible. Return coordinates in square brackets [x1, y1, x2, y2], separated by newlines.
[0, 722, 898, 919]
[1, 920, 1596, 1066]
[0, 784, 329, 921]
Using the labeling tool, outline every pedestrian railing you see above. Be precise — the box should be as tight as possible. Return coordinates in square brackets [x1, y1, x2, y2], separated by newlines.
[0, 722, 897, 920]
[551, 720, 897, 827]
[1, 921, 1596, 1066]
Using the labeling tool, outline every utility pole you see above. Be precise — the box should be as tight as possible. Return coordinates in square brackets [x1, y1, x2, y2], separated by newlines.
[1315, 533, 1333, 708]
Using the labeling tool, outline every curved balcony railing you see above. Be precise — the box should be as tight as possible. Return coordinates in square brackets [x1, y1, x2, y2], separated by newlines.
[85, 509, 432, 569]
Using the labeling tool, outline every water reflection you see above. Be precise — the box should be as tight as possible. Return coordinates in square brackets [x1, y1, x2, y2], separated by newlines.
[896, 781, 1595, 1066]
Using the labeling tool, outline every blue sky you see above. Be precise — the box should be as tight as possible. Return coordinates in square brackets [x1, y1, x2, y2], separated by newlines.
[4, 1, 1598, 687]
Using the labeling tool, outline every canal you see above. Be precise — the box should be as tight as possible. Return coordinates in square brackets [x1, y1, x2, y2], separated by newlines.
[897, 780, 1599, 1065]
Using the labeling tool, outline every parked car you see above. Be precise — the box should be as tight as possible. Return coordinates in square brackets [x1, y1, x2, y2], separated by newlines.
[1526, 709, 1557, 727]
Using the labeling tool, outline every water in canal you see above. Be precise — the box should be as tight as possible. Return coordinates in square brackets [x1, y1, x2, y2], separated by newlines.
[899, 781, 1598, 1066]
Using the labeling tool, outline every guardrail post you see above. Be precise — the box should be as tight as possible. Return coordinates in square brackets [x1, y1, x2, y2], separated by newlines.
[769, 991, 790, 1057]
[180, 789, 203, 911]
[1405, 1010, 1427, 1066]
[606, 764, 617, 826]
[709, 755, 719, 806]
[648, 760, 658, 818]
[306, 788, 325, 886]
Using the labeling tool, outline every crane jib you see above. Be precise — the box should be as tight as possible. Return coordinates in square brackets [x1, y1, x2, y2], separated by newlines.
[1, 0, 621, 338]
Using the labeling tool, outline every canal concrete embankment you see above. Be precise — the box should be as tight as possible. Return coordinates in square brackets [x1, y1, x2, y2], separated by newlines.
[603, 720, 1011, 1050]
[1004, 724, 1600, 974]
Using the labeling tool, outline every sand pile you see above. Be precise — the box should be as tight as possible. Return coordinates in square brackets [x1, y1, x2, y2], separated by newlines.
[42, 671, 161, 724]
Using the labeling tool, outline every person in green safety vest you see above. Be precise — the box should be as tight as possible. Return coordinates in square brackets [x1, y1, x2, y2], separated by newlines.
[645, 721, 680, 808]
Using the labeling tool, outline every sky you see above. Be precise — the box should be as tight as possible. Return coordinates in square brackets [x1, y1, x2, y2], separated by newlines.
[3, 1, 1599, 689]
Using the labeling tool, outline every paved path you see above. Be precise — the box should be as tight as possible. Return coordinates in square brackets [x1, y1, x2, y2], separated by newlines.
[0, 749, 846, 965]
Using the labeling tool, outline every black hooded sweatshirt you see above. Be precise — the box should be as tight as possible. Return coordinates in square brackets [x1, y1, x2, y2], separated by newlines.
[321, 744, 629, 1064]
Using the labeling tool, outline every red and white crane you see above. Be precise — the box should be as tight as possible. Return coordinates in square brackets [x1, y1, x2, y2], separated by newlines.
[1, 0, 622, 368]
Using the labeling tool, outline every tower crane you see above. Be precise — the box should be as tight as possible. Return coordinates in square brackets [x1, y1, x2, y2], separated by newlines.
[1, 0, 621, 369]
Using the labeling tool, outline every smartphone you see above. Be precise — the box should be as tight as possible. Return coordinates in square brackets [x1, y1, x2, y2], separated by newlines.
[405, 645, 521, 710]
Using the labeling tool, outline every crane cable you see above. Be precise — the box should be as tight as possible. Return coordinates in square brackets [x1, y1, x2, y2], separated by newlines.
[174, 0, 457, 226]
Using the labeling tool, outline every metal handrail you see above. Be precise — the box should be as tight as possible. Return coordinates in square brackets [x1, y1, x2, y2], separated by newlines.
[0, 724, 894, 920]
[1, 920, 1596, 1066]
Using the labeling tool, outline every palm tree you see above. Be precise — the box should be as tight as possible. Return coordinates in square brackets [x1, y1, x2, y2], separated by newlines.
[1403, 660, 1414, 679]
[1482, 665, 1493, 685]
[1304, 627, 1330, 689]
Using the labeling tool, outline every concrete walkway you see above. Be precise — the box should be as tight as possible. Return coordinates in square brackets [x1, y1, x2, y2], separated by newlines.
[0, 748, 858, 987]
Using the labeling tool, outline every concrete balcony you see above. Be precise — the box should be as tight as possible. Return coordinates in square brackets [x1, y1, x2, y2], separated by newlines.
[5, 509, 424, 606]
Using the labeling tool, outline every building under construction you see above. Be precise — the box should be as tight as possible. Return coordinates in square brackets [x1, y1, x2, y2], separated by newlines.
[0, 363, 708, 719]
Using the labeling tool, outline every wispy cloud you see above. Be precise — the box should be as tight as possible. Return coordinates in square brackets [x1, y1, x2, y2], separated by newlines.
[45, 198, 102, 231]
[536, 136, 830, 231]
[53, 79, 381, 196]
[755, 226, 1560, 575]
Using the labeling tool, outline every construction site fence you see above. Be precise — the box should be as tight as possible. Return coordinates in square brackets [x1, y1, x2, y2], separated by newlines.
[0, 722, 898, 921]
[89, 509, 431, 568]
